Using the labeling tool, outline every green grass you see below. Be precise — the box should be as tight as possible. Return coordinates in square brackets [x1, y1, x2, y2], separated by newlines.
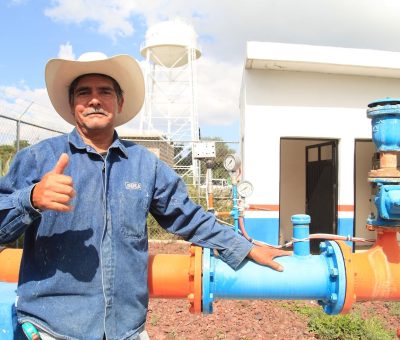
[147, 183, 233, 240]
[281, 301, 394, 340]
[386, 301, 400, 317]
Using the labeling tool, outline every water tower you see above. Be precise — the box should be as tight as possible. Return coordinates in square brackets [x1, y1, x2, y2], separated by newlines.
[140, 19, 202, 183]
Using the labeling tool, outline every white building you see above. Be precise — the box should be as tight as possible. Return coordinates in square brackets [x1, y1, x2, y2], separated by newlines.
[240, 42, 400, 249]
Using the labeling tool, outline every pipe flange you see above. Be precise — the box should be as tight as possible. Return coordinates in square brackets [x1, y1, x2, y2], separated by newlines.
[202, 248, 215, 314]
[368, 97, 400, 107]
[366, 224, 400, 232]
[368, 177, 400, 183]
[188, 245, 203, 313]
[336, 241, 355, 314]
[367, 97, 400, 116]
[367, 218, 400, 228]
[318, 241, 346, 315]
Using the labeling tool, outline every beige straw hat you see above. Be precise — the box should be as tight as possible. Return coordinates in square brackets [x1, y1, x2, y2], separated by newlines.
[45, 52, 145, 126]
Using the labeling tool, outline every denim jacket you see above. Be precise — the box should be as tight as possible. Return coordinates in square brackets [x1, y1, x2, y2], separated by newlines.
[0, 129, 252, 340]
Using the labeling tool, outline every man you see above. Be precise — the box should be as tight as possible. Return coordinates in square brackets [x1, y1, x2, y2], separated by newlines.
[0, 52, 289, 340]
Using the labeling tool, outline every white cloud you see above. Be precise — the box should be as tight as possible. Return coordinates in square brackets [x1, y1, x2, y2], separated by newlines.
[175, 0, 400, 63]
[0, 85, 69, 132]
[196, 58, 242, 125]
[58, 42, 75, 60]
[132, 57, 241, 128]
[43, 0, 202, 41]
[27, 0, 400, 136]
[44, 0, 400, 60]
[44, 0, 141, 40]
[42, 0, 400, 68]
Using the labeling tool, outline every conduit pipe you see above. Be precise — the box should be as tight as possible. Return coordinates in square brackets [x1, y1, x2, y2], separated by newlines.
[0, 245, 204, 313]
[1, 98, 400, 321]
[148, 245, 203, 313]
[339, 228, 400, 313]
[1, 218, 399, 316]
[202, 214, 346, 315]
[0, 248, 22, 283]
[337, 97, 400, 310]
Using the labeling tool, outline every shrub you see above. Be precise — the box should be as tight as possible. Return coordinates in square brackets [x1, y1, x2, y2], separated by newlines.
[282, 302, 394, 339]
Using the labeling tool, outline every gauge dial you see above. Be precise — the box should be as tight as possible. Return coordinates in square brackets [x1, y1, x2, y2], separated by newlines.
[237, 180, 254, 198]
[223, 154, 241, 172]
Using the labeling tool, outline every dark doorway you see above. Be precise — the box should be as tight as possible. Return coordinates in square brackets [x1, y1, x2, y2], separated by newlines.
[306, 141, 338, 252]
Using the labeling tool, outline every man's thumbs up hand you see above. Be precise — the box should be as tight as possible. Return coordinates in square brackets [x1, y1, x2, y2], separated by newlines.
[52, 153, 69, 175]
[32, 153, 76, 212]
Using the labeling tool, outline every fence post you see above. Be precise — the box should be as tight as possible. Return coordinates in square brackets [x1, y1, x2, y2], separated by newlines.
[16, 102, 34, 152]
[16, 120, 20, 152]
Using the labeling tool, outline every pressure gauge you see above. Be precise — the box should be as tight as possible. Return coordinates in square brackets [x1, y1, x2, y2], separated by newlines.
[237, 180, 254, 198]
[223, 154, 241, 172]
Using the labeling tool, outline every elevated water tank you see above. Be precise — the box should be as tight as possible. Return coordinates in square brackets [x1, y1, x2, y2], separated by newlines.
[140, 19, 201, 68]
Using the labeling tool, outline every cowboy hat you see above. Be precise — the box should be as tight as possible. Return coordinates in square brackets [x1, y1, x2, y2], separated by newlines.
[45, 52, 145, 126]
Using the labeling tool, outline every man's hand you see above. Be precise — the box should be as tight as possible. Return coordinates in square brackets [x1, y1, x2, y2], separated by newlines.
[247, 244, 291, 272]
[31, 153, 75, 212]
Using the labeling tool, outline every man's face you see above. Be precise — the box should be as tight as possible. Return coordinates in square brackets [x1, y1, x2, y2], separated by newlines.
[70, 74, 124, 133]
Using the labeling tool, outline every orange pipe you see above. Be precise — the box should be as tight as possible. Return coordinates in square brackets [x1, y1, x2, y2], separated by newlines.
[214, 211, 231, 217]
[0, 245, 203, 313]
[207, 192, 214, 211]
[148, 254, 191, 298]
[0, 248, 22, 283]
[148, 245, 202, 313]
[247, 204, 279, 211]
[340, 229, 400, 313]
[2, 233, 400, 316]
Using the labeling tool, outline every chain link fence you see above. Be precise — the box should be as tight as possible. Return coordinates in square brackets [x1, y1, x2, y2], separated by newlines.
[126, 138, 239, 239]
[0, 115, 239, 242]
[0, 115, 66, 175]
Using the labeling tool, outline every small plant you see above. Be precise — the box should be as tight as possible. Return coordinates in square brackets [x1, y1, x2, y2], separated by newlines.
[150, 314, 160, 326]
[167, 330, 177, 339]
[281, 301, 394, 339]
[308, 312, 391, 340]
[215, 329, 226, 339]
[385, 301, 400, 317]
[147, 182, 233, 240]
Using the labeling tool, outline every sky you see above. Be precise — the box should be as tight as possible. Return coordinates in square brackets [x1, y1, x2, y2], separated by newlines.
[2, 0, 400, 141]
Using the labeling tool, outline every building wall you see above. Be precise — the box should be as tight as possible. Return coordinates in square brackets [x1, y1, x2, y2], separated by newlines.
[280, 138, 324, 243]
[354, 140, 377, 241]
[241, 68, 400, 240]
[121, 137, 174, 166]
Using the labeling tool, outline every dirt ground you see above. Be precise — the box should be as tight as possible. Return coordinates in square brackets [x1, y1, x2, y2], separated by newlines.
[147, 241, 400, 340]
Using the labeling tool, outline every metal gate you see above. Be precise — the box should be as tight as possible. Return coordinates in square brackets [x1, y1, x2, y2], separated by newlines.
[306, 141, 338, 252]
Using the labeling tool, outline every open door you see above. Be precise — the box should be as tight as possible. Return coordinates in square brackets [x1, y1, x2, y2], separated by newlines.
[306, 141, 338, 252]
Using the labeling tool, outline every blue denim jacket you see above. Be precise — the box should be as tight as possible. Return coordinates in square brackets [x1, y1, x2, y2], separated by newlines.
[0, 129, 252, 340]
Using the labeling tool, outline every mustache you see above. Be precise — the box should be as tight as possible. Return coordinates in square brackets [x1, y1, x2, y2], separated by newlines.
[83, 108, 108, 117]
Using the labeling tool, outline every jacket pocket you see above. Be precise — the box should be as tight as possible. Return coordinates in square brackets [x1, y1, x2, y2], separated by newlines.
[119, 193, 149, 239]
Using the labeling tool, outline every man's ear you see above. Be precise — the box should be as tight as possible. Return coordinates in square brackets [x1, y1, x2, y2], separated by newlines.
[118, 97, 124, 113]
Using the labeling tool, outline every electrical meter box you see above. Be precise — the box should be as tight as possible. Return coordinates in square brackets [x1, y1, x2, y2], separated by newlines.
[192, 142, 216, 159]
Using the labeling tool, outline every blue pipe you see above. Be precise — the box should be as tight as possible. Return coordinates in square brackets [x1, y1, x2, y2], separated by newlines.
[292, 214, 311, 256]
[202, 215, 346, 315]
[367, 98, 400, 152]
[367, 98, 400, 227]
[231, 183, 239, 233]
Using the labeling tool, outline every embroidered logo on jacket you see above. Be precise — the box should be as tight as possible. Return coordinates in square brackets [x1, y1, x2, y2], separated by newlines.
[125, 182, 142, 190]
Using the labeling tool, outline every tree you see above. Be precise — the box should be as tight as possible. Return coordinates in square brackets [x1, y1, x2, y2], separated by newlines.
[0, 140, 30, 176]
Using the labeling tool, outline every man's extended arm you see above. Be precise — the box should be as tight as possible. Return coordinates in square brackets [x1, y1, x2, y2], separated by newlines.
[0, 148, 42, 244]
[149, 158, 290, 270]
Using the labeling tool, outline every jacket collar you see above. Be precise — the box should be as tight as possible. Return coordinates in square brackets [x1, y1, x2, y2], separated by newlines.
[67, 128, 128, 158]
